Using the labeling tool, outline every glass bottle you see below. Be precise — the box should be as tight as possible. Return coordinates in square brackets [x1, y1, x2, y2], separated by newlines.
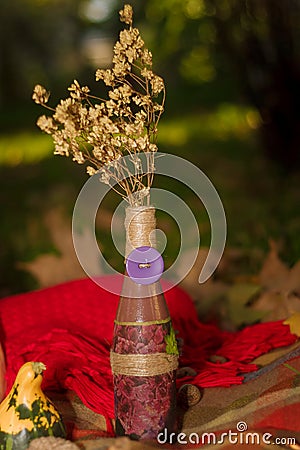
[110, 206, 178, 440]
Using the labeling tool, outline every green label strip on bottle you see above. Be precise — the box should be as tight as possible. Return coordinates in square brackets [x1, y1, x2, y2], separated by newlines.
[114, 317, 171, 326]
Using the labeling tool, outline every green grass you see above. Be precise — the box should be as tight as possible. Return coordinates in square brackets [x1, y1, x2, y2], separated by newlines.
[0, 103, 258, 166]
[159, 103, 259, 147]
[0, 132, 52, 166]
[0, 104, 299, 296]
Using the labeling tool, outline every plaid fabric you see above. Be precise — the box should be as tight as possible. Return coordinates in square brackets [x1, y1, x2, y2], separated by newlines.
[179, 348, 300, 448]
[63, 344, 300, 448]
[0, 276, 298, 447]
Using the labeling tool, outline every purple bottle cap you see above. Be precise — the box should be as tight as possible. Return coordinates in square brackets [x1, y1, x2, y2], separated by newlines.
[126, 246, 164, 285]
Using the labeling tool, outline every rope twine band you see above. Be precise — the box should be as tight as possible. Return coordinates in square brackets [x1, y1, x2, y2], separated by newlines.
[110, 351, 178, 377]
[125, 206, 156, 258]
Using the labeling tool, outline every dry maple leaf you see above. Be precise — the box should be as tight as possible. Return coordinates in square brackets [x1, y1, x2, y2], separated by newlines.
[181, 240, 300, 329]
[252, 240, 300, 322]
[259, 240, 290, 289]
[18, 208, 86, 287]
[284, 313, 300, 337]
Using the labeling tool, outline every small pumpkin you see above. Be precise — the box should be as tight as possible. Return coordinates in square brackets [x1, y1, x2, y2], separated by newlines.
[0, 361, 66, 450]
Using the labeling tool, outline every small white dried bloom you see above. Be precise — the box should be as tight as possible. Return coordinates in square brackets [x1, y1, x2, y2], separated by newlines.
[95, 69, 105, 81]
[68, 79, 90, 99]
[105, 99, 117, 116]
[95, 69, 115, 86]
[132, 29, 144, 50]
[98, 116, 119, 133]
[111, 137, 122, 148]
[36, 115, 57, 134]
[119, 4, 133, 25]
[123, 136, 136, 149]
[149, 143, 158, 152]
[113, 41, 124, 60]
[140, 187, 150, 197]
[107, 156, 121, 170]
[146, 151, 156, 174]
[64, 119, 78, 136]
[78, 105, 89, 127]
[141, 49, 152, 66]
[132, 94, 151, 107]
[88, 104, 104, 123]
[109, 85, 132, 103]
[153, 103, 164, 112]
[141, 68, 153, 79]
[136, 136, 149, 150]
[129, 187, 151, 206]
[125, 123, 138, 135]
[72, 151, 85, 164]
[93, 146, 104, 161]
[125, 47, 137, 63]
[151, 75, 165, 96]
[119, 29, 134, 47]
[54, 142, 70, 157]
[32, 85, 50, 104]
[135, 111, 147, 121]
[99, 169, 111, 184]
[107, 148, 118, 160]
[86, 166, 97, 176]
[108, 89, 120, 101]
[112, 60, 130, 77]
[132, 118, 145, 135]
[131, 154, 142, 172]
[54, 98, 73, 123]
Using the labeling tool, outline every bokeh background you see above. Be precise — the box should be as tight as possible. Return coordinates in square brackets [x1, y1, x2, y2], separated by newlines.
[1, 0, 299, 309]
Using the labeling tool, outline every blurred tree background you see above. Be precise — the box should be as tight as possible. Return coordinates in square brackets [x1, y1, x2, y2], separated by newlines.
[0, 0, 299, 298]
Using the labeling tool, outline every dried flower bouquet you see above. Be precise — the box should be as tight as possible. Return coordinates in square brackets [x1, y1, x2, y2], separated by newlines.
[33, 4, 165, 207]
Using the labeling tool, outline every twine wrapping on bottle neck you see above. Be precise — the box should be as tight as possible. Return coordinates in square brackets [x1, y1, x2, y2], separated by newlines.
[125, 206, 156, 258]
[110, 351, 178, 377]
[118, 206, 179, 376]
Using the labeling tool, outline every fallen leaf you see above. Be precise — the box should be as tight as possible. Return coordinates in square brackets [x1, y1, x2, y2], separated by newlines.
[226, 283, 265, 327]
[283, 260, 300, 293]
[227, 301, 266, 328]
[251, 241, 300, 322]
[259, 240, 289, 290]
[227, 283, 261, 305]
[179, 248, 229, 321]
[18, 208, 86, 287]
[252, 291, 290, 322]
[284, 313, 300, 337]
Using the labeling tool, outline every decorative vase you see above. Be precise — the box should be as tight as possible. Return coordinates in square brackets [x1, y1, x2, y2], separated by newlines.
[110, 206, 178, 440]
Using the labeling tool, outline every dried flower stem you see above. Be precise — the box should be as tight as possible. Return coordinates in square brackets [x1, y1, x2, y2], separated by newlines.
[33, 4, 165, 207]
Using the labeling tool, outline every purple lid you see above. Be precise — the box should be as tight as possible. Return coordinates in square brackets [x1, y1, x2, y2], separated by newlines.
[126, 246, 164, 285]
